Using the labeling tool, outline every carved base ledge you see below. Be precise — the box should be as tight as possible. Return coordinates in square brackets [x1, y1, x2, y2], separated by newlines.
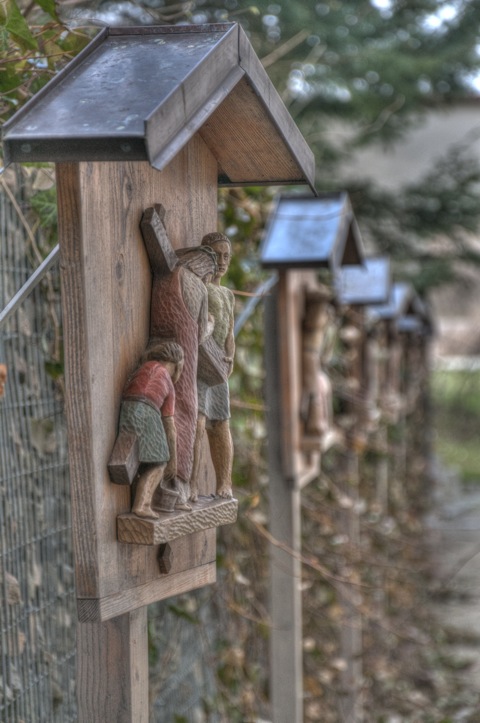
[117, 496, 238, 545]
[301, 428, 344, 454]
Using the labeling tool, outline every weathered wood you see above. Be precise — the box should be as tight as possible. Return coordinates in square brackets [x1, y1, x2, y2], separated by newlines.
[265, 285, 303, 723]
[192, 232, 236, 500]
[140, 204, 178, 275]
[336, 310, 364, 723]
[197, 336, 230, 386]
[237, 25, 315, 188]
[117, 497, 238, 545]
[108, 431, 139, 485]
[200, 76, 309, 186]
[336, 451, 363, 723]
[77, 608, 148, 723]
[56, 135, 218, 607]
[77, 563, 216, 622]
[276, 269, 325, 484]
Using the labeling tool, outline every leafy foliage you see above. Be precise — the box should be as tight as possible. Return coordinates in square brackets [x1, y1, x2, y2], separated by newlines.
[0, 0, 91, 127]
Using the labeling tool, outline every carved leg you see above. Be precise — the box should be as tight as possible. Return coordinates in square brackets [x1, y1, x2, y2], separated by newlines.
[132, 465, 164, 519]
[206, 419, 233, 498]
[173, 483, 192, 511]
[190, 414, 207, 502]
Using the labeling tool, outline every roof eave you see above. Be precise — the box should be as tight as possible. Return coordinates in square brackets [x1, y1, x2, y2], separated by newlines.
[2, 24, 316, 190]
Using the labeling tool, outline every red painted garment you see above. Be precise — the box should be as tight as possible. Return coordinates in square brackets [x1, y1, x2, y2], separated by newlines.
[123, 361, 175, 417]
[150, 265, 209, 484]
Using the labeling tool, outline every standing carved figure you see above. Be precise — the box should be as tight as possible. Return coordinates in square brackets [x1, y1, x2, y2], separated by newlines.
[116, 341, 184, 519]
[302, 288, 338, 450]
[150, 245, 217, 508]
[190, 233, 235, 501]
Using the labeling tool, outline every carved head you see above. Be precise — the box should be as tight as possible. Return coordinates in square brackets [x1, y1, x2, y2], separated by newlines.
[201, 232, 232, 281]
[141, 341, 184, 382]
[177, 246, 218, 284]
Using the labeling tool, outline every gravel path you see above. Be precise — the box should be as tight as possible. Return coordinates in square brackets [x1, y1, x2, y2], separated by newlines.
[425, 475, 480, 711]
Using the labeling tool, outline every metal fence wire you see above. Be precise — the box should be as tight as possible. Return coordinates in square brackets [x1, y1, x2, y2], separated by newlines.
[0, 168, 77, 722]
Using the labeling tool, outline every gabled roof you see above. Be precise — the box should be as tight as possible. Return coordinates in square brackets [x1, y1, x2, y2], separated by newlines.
[397, 295, 435, 336]
[367, 281, 415, 323]
[1, 23, 315, 189]
[368, 282, 435, 337]
[334, 256, 391, 306]
[396, 316, 424, 334]
[259, 192, 364, 270]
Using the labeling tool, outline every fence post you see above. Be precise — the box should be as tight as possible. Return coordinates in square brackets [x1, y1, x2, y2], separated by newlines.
[77, 610, 148, 723]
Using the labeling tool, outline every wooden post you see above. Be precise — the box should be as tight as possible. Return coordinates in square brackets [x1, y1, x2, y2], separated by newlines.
[77, 610, 148, 723]
[56, 139, 219, 720]
[336, 313, 364, 723]
[265, 282, 303, 723]
[374, 323, 390, 514]
[337, 450, 363, 723]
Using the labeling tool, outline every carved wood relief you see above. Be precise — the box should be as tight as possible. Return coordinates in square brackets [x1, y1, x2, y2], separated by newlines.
[109, 205, 237, 545]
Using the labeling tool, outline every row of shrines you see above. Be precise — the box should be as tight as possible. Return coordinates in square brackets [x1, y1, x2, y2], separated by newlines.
[260, 191, 433, 723]
[261, 190, 433, 490]
[1, 22, 433, 723]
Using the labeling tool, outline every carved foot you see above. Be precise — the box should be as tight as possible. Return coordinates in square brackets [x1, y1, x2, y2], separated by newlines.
[133, 506, 160, 520]
[189, 482, 199, 503]
[175, 501, 193, 512]
[216, 486, 233, 499]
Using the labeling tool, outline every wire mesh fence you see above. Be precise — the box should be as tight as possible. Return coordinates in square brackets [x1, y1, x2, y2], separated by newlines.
[0, 168, 77, 722]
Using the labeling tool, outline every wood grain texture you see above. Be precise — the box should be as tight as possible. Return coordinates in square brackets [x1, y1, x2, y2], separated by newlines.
[108, 431, 139, 485]
[140, 205, 178, 274]
[264, 286, 303, 723]
[56, 134, 219, 605]
[237, 24, 315, 189]
[117, 497, 238, 545]
[77, 562, 216, 622]
[276, 270, 323, 484]
[200, 77, 306, 185]
[76, 608, 148, 722]
[198, 335, 230, 386]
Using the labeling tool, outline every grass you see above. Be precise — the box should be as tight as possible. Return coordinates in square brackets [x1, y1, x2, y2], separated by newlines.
[431, 369, 480, 484]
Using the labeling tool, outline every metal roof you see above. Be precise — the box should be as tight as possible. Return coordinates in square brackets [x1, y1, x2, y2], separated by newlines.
[367, 281, 414, 322]
[397, 295, 434, 336]
[367, 282, 435, 337]
[396, 316, 424, 334]
[334, 256, 391, 306]
[259, 193, 364, 270]
[1, 24, 315, 189]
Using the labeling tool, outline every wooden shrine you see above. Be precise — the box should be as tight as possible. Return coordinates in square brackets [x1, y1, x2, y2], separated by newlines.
[261, 192, 364, 485]
[260, 192, 364, 723]
[396, 294, 434, 415]
[366, 281, 418, 423]
[334, 256, 392, 435]
[2, 23, 315, 723]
